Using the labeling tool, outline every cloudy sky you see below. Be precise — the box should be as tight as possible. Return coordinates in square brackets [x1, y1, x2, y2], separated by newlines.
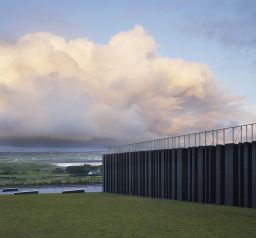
[0, 0, 255, 151]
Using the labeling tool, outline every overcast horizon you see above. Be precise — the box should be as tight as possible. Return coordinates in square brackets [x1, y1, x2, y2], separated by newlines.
[0, 0, 255, 151]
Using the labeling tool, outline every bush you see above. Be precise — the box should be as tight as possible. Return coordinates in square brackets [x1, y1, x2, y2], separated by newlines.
[53, 168, 65, 174]
[66, 165, 92, 175]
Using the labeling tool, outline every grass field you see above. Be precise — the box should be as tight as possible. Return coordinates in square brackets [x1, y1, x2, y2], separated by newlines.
[0, 193, 256, 238]
[0, 162, 102, 186]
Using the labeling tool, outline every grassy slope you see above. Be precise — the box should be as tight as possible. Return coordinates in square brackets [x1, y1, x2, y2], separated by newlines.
[0, 193, 256, 238]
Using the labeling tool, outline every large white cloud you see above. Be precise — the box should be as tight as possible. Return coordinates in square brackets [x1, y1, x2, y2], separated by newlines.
[0, 26, 249, 147]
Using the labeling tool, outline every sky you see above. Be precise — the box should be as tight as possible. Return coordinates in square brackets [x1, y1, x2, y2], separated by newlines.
[0, 0, 255, 151]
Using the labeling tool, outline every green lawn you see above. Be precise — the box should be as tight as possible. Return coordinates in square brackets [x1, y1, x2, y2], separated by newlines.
[0, 193, 256, 238]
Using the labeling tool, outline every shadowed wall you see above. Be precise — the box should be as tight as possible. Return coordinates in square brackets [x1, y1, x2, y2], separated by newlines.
[103, 142, 256, 208]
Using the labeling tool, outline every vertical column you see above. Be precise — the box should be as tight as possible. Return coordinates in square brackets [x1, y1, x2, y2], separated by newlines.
[104, 155, 109, 192]
[177, 149, 182, 201]
[112, 154, 117, 193]
[251, 141, 256, 208]
[177, 148, 188, 201]
[208, 146, 216, 204]
[135, 152, 139, 195]
[225, 143, 238, 206]
[144, 151, 148, 197]
[197, 146, 205, 203]
[204, 146, 210, 203]
[152, 151, 156, 198]
[121, 153, 124, 194]
[116, 153, 118, 194]
[126, 153, 129, 195]
[163, 150, 168, 198]
[244, 143, 252, 207]
[110, 154, 112, 193]
[172, 149, 177, 199]
[129, 152, 132, 195]
[238, 143, 244, 207]
[187, 148, 192, 201]
[120, 153, 124, 194]
[134, 152, 137, 195]
[158, 150, 161, 198]
[161, 150, 165, 198]
[151, 151, 154, 197]
[120, 153, 123, 194]
[243, 142, 252, 207]
[216, 145, 225, 205]
[114, 154, 117, 193]
[108, 154, 111, 192]
[116, 153, 119, 193]
[131, 152, 134, 195]
[122, 153, 125, 194]
[103, 155, 105, 192]
[124, 152, 129, 194]
[192, 147, 198, 202]
[155, 150, 159, 198]
[106, 155, 111, 192]
[155, 151, 159, 198]
[104, 155, 107, 192]
[141, 151, 145, 197]
[112, 154, 114, 193]
[148, 150, 152, 197]
[138, 152, 141, 196]
[115, 154, 118, 193]
[168, 149, 172, 199]
[157, 150, 160, 198]
[108, 154, 111, 193]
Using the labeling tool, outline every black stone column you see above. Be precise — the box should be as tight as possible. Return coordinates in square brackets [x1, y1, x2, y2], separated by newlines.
[216, 145, 225, 205]
[172, 149, 177, 200]
[177, 148, 188, 201]
[198, 146, 205, 203]
[252, 141, 256, 208]
[161, 150, 165, 198]
[191, 147, 198, 202]
[238, 143, 244, 207]
[187, 147, 192, 202]
[208, 146, 216, 204]
[243, 142, 252, 207]
[225, 144, 238, 206]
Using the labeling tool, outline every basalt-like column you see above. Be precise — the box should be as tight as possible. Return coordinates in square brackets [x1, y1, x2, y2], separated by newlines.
[191, 147, 198, 202]
[172, 149, 177, 200]
[208, 146, 216, 204]
[197, 146, 205, 203]
[252, 141, 256, 208]
[161, 150, 165, 198]
[177, 148, 188, 201]
[238, 143, 244, 207]
[216, 145, 225, 205]
[243, 142, 252, 207]
[225, 144, 238, 206]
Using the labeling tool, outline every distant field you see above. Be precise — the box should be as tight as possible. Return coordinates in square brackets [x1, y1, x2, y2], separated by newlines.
[0, 162, 102, 186]
[0, 193, 256, 238]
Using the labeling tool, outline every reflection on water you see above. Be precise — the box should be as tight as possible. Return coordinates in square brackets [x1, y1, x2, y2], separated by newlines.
[0, 185, 102, 195]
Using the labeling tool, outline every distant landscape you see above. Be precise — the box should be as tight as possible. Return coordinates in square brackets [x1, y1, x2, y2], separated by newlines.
[0, 152, 103, 187]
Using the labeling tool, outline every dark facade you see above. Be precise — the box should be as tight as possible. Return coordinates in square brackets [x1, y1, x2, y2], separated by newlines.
[103, 142, 256, 208]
